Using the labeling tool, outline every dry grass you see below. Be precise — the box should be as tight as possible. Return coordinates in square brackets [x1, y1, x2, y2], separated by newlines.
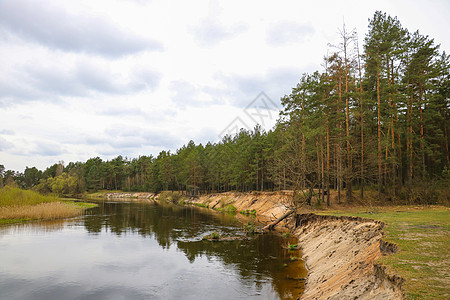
[0, 202, 83, 220]
[0, 187, 96, 224]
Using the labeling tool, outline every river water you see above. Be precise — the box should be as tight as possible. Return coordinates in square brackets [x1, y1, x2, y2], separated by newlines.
[0, 201, 306, 299]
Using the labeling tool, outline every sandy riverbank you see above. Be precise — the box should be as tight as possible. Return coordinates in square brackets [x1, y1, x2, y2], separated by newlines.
[98, 190, 404, 299]
[189, 191, 404, 299]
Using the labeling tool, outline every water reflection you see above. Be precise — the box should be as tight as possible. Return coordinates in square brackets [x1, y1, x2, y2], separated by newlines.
[0, 201, 305, 299]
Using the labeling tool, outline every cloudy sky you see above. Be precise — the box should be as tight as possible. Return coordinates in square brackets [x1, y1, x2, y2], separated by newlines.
[1, 0, 449, 171]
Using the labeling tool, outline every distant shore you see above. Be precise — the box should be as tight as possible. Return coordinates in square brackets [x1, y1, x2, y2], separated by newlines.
[0, 187, 96, 225]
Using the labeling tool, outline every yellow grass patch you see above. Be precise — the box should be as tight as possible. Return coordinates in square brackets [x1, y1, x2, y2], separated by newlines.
[0, 202, 83, 220]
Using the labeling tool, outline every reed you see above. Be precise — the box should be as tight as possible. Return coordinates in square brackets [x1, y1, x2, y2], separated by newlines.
[0, 202, 82, 220]
[0, 187, 94, 223]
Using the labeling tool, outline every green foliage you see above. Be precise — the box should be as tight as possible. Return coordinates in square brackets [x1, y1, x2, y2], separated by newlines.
[240, 209, 256, 215]
[243, 221, 257, 234]
[288, 244, 298, 250]
[35, 172, 84, 196]
[192, 202, 208, 208]
[202, 230, 220, 240]
[225, 204, 237, 213]
[158, 191, 186, 204]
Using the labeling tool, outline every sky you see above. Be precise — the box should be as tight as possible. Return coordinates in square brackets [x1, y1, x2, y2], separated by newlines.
[0, 0, 449, 172]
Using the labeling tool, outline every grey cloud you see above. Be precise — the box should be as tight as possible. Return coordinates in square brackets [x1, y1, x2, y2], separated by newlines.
[22, 140, 66, 157]
[0, 0, 164, 57]
[266, 21, 315, 46]
[170, 81, 226, 109]
[85, 126, 181, 150]
[0, 62, 161, 105]
[0, 137, 14, 151]
[170, 81, 200, 108]
[130, 69, 162, 91]
[214, 68, 302, 108]
[193, 127, 221, 145]
[0, 74, 46, 105]
[0, 129, 14, 135]
[194, 19, 248, 47]
[98, 107, 149, 118]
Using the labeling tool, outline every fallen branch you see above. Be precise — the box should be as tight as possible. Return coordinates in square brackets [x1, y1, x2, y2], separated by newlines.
[262, 210, 295, 231]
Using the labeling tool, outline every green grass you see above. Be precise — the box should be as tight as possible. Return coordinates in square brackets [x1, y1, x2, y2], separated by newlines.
[86, 190, 123, 198]
[318, 206, 450, 299]
[0, 218, 29, 225]
[66, 201, 98, 209]
[193, 202, 209, 208]
[288, 243, 298, 250]
[0, 186, 58, 207]
[240, 209, 256, 215]
[202, 230, 221, 240]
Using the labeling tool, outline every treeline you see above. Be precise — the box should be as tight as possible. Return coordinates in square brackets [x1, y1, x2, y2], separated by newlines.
[0, 11, 448, 204]
[278, 11, 449, 204]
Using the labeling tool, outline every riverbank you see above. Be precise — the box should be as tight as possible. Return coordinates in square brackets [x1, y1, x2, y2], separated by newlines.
[319, 207, 450, 299]
[87, 190, 156, 202]
[291, 213, 404, 299]
[0, 187, 96, 225]
[93, 190, 448, 299]
[187, 191, 406, 299]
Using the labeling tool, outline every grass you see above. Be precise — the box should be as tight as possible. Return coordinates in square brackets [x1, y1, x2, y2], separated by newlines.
[0, 187, 97, 225]
[193, 202, 209, 208]
[202, 230, 221, 240]
[317, 206, 450, 299]
[288, 243, 299, 250]
[0, 186, 59, 206]
[86, 190, 123, 199]
[240, 209, 257, 216]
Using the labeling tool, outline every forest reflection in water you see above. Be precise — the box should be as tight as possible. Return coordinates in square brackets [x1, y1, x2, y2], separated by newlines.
[0, 201, 305, 299]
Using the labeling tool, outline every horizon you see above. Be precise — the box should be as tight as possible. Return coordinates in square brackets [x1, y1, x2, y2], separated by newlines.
[1, 0, 449, 172]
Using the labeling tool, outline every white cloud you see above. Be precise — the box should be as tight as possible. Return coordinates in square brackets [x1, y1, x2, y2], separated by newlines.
[266, 21, 315, 46]
[0, 0, 448, 171]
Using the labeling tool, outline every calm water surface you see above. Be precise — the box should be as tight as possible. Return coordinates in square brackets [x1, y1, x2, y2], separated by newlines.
[0, 201, 306, 299]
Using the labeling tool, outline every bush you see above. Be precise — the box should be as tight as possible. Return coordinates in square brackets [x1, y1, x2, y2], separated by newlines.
[202, 231, 220, 240]
[158, 191, 187, 204]
[225, 204, 237, 213]
[243, 221, 257, 234]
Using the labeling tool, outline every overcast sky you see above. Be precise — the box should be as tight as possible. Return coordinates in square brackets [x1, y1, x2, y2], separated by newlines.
[1, 0, 449, 171]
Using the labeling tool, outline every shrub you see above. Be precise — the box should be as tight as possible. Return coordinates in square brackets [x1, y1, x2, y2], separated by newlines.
[225, 204, 237, 213]
[202, 230, 221, 240]
[243, 221, 257, 234]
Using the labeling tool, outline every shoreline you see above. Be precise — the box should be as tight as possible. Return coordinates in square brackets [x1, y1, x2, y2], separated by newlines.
[95, 190, 405, 299]
[186, 191, 405, 299]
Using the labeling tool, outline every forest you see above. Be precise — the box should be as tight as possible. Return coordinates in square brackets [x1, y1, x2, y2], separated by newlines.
[1, 12, 449, 205]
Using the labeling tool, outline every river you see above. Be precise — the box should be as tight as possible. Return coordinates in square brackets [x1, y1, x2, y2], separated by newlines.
[0, 201, 306, 299]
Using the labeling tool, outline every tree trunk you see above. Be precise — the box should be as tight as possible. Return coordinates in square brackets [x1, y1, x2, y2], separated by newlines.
[377, 50, 382, 198]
